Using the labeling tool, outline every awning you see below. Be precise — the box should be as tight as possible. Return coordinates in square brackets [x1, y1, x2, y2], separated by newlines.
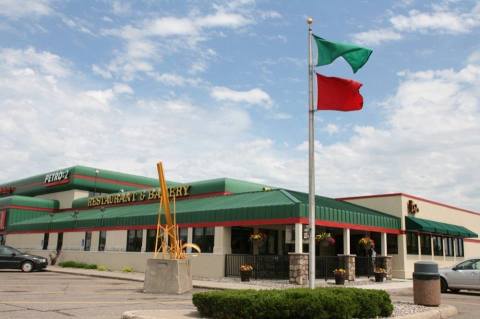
[406, 216, 478, 238]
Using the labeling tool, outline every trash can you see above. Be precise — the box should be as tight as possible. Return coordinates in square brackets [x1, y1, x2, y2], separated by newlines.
[413, 261, 441, 306]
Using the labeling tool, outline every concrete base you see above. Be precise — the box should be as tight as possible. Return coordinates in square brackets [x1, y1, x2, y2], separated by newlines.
[144, 258, 192, 294]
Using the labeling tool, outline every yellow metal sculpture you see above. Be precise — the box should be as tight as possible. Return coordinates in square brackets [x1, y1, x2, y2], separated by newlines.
[153, 162, 201, 259]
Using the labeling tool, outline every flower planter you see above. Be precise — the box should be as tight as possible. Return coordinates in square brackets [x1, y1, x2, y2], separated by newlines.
[374, 272, 385, 282]
[335, 275, 345, 285]
[240, 271, 252, 282]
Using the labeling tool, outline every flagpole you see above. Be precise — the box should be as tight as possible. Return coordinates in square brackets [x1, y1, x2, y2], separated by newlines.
[307, 17, 316, 289]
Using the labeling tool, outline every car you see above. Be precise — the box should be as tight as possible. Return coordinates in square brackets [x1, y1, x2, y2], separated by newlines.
[439, 258, 480, 293]
[0, 245, 48, 272]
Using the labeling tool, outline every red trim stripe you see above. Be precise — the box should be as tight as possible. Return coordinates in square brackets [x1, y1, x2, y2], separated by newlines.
[6, 217, 401, 234]
[465, 238, 480, 243]
[338, 193, 480, 216]
[72, 174, 154, 189]
[6, 205, 54, 212]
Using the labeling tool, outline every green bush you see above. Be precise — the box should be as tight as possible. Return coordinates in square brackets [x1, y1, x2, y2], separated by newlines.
[97, 265, 109, 271]
[192, 287, 393, 319]
[122, 266, 134, 273]
[58, 261, 97, 270]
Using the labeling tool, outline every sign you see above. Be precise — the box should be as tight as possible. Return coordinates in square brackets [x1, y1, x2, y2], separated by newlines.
[407, 200, 419, 215]
[0, 210, 6, 230]
[44, 169, 70, 186]
[87, 185, 191, 208]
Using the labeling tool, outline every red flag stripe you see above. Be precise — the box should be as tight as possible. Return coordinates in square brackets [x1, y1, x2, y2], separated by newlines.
[316, 73, 363, 111]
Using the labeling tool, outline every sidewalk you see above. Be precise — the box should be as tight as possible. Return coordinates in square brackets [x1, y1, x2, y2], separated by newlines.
[46, 266, 413, 291]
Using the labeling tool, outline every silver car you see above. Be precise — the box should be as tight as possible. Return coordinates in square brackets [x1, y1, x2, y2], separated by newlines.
[439, 258, 480, 292]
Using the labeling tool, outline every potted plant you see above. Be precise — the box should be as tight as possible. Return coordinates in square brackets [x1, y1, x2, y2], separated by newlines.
[249, 232, 266, 242]
[374, 267, 386, 282]
[333, 268, 346, 285]
[240, 264, 253, 282]
[315, 232, 336, 247]
[358, 237, 374, 249]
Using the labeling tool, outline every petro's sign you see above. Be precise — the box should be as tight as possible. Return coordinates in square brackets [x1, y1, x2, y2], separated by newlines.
[44, 169, 70, 186]
[87, 185, 191, 208]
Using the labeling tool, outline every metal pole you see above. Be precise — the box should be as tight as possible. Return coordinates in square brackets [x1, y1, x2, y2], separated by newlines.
[307, 17, 316, 289]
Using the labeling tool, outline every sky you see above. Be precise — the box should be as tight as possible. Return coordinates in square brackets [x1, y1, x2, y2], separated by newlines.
[1, 0, 480, 211]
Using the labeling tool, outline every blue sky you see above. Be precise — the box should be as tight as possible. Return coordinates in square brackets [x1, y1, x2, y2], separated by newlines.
[1, 0, 480, 210]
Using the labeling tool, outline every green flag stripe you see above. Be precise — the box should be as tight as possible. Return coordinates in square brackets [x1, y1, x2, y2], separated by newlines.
[313, 34, 372, 73]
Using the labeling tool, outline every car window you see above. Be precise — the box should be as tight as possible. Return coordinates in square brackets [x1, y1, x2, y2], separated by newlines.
[0, 246, 13, 256]
[456, 259, 480, 270]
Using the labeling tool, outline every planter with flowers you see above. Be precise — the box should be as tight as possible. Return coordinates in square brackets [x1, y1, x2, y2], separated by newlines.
[249, 232, 266, 243]
[358, 237, 375, 250]
[333, 268, 346, 285]
[374, 267, 386, 282]
[240, 264, 253, 282]
[315, 232, 336, 247]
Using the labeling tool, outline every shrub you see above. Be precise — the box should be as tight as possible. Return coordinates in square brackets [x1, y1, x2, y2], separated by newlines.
[192, 287, 393, 319]
[97, 265, 109, 271]
[122, 266, 134, 273]
[58, 261, 97, 269]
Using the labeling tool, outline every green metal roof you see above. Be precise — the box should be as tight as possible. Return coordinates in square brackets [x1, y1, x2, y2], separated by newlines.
[406, 216, 477, 238]
[0, 195, 59, 210]
[289, 191, 401, 230]
[6, 189, 401, 233]
[0, 165, 170, 197]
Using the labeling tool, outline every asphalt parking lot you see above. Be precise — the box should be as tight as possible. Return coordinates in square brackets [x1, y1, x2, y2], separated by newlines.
[0, 270, 204, 319]
[1, 270, 480, 319]
[389, 287, 480, 319]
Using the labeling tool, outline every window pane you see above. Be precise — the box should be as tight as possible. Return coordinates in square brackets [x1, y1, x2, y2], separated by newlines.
[126, 229, 143, 252]
[456, 238, 464, 257]
[387, 234, 398, 254]
[145, 229, 157, 252]
[446, 238, 454, 256]
[420, 234, 431, 255]
[433, 236, 443, 256]
[42, 233, 49, 250]
[98, 231, 107, 251]
[84, 232, 92, 251]
[407, 232, 418, 254]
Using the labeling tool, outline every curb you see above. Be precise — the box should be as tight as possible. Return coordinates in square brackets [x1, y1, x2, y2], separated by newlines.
[122, 310, 202, 319]
[394, 305, 457, 319]
[46, 268, 144, 283]
[121, 305, 457, 319]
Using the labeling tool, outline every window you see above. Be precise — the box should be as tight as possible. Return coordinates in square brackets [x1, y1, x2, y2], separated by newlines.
[455, 259, 480, 270]
[406, 232, 418, 254]
[56, 233, 63, 251]
[126, 229, 143, 252]
[420, 234, 431, 255]
[84, 232, 92, 251]
[231, 227, 253, 254]
[456, 238, 464, 257]
[98, 231, 107, 251]
[42, 233, 49, 250]
[193, 227, 214, 253]
[179, 227, 188, 245]
[387, 234, 398, 254]
[0, 234, 5, 246]
[433, 236, 443, 256]
[145, 229, 157, 252]
[445, 237, 454, 256]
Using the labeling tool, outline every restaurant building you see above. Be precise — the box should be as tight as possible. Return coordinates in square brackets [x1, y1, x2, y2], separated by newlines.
[0, 166, 478, 280]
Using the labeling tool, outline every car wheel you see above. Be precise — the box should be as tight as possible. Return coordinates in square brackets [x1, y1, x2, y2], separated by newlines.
[21, 261, 34, 273]
[440, 278, 448, 293]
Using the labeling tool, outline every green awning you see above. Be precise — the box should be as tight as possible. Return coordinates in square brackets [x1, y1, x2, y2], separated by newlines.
[406, 216, 478, 238]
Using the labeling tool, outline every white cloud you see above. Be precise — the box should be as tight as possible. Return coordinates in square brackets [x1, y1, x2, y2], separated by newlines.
[390, 7, 480, 34]
[352, 28, 403, 46]
[0, 47, 70, 77]
[112, 1, 131, 16]
[210, 86, 273, 108]
[151, 73, 201, 87]
[322, 124, 340, 135]
[352, 3, 480, 45]
[0, 0, 51, 19]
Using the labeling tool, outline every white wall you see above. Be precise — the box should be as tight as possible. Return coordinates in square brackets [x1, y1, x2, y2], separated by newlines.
[6, 233, 44, 250]
[36, 190, 89, 209]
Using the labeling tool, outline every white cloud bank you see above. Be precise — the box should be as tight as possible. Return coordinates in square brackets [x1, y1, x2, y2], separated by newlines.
[210, 86, 273, 108]
[2, 46, 480, 211]
[0, 0, 51, 19]
[353, 3, 480, 45]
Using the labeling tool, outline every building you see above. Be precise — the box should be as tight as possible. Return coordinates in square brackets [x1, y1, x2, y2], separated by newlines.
[0, 166, 478, 280]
